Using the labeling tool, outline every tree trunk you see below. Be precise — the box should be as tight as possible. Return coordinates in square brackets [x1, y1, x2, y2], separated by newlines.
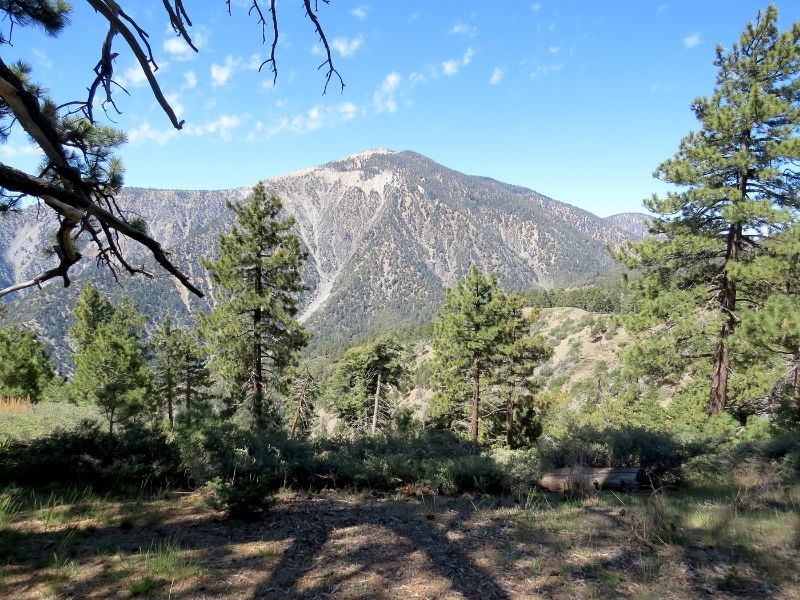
[506, 380, 515, 448]
[709, 222, 742, 414]
[185, 362, 192, 428]
[371, 371, 382, 433]
[470, 357, 480, 443]
[290, 371, 310, 438]
[792, 349, 800, 415]
[166, 353, 174, 428]
[253, 264, 264, 426]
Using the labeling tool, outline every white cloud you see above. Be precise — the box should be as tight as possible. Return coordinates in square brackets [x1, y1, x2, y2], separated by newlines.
[530, 63, 562, 78]
[489, 67, 505, 85]
[210, 55, 241, 87]
[442, 48, 474, 76]
[548, 46, 560, 54]
[267, 103, 361, 137]
[373, 72, 401, 113]
[127, 122, 177, 146]
[657, 4, 668, 14]
[118, 63, 150, 88]
[331, 35, 364, 58]
[449, 22, 478, 38]
[338, 102, 358, 121]
[186, 114, 244, 141]
[165, 93, 184, 119]
[183, 70, 197, 89]
[351, 5, 368, 20]
[163, 31, 207, 61]
[248, 54, 265, 70]
[0, 141, 41, 158]
[683, 32, 701, 48]
[310, 44, 322, 56]
[32, 48, 52, 69]
[531, 3, 541, 11]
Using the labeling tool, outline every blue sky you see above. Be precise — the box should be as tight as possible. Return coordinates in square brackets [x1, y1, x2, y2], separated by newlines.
[4, 1, 800, 217]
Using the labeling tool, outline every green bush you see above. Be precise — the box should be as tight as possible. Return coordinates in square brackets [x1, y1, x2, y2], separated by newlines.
[0, 421, 185, 491]
[208, 474, 275, 520]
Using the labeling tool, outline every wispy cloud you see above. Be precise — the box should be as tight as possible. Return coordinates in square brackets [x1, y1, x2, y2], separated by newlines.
[442, 48, 474, 76]
[32, 48, 52, 69]
[163, 31, 207, 61]
[128, 122, 178, 146]
[210, 55, 241, 87]
[331, 35, 364, 58]
[548, 46, 560, 55]
[185, 114, 244, 140]
[683, 32, 701, 48]
[374, 72, 401, 113]
[449, 22, 478, 38]
[657, 4, 668, 14]
[183, 70, 197, 89]
[530, 63, 562, 79]
[267, 103, 361, 137]
[0, 141, 41, 158]
[531, 3, 541, 11]
[117, 63, 153, 89]
[351, 5, 368, 20]
[489, 67, 505, 85]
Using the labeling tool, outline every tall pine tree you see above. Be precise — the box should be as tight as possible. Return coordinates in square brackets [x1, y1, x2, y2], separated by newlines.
[152, 317, 212, 428]
[431, 267, 512, 442]
[619, 6, 800, 415]
[201, 183, 308, 428]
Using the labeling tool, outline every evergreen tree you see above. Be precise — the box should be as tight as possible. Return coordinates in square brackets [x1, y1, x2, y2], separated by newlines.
[152, 317, 212, 428]
[431, 267, 512, 442]
[618, 6, 800, 414]
[201, 183, 308, 428]
[286, 364, 320, 438]
[325, 335, 406, 433]
[71, 299, 151, 435]
[0, 326, 55, 400]
[71, 282, 114, 352]
[495, 296, 551, 447]
[738, 224, 800, 423]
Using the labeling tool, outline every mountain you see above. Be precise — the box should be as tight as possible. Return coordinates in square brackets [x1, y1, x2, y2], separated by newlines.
[603, 212, 652, 239]
[0, 149, 645, 364]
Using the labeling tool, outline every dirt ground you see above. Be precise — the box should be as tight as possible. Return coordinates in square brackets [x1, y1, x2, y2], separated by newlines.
[1, 488, 799, 599]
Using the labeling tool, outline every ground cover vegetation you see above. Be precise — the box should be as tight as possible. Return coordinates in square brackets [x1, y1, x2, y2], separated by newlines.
[1, 4, 800, 599]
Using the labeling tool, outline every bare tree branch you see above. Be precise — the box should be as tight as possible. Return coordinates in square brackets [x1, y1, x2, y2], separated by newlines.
[303, 0, 344, 94]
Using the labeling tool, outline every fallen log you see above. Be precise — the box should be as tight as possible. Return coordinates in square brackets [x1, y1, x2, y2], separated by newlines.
[538, 467, 645, 492]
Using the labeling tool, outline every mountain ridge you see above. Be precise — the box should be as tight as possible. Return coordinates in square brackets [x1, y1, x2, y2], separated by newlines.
[0, 149, 646, 364]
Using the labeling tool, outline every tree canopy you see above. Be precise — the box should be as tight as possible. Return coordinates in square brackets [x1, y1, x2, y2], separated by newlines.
[618, 5, 800, 416]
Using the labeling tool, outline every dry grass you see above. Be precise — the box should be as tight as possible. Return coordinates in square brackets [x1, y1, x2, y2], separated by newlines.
[0, 396, 32, 415]
[0, 483, 797, 599]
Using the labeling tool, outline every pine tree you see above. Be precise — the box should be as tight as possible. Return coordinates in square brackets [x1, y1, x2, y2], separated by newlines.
[286, 364, 320, 438]
[495, 296, 551, 447]
[71, 299, 151, 435]
[325, 335, 406, 433]
[152, 317, 212, 428]
[0, 326, 55, 400]
[618, 6, 800, 415]
[431, 267, 512, 442]
[201, 183, 308, 428]
[738, 223, 800, 423]
[71, 282, 114, 352]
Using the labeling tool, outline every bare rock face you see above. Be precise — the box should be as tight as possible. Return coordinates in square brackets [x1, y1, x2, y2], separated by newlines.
[0, 149, 644, 363]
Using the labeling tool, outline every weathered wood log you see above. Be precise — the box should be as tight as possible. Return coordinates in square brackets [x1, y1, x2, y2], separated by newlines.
[538, 467, 645, 492]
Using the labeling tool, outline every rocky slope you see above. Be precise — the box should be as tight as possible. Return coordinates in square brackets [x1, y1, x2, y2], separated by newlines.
[0, 149, 646, 363]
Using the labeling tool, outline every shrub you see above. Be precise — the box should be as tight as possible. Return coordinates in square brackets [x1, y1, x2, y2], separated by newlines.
[208, 474, 275, 520]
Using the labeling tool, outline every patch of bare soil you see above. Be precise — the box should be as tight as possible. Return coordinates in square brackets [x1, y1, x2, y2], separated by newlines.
[1, 490, 798, 599]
